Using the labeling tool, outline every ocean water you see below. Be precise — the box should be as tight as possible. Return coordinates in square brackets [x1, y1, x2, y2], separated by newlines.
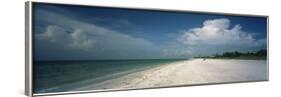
[33, 59, 185, 93]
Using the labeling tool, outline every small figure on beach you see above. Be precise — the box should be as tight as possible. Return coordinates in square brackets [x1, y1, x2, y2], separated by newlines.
[203, 59, 206, 61]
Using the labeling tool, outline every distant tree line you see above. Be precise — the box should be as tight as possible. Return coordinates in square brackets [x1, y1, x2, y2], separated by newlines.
[194, 49, 267, 60]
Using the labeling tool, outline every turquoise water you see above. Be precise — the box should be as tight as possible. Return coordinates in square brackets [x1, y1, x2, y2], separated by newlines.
[34, 59, 186, 93]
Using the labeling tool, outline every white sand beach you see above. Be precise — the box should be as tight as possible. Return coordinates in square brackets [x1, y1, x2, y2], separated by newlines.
[73, 59, 267, 91]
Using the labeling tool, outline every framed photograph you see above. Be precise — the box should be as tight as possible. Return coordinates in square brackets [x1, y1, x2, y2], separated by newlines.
[25, 1, 268, 96]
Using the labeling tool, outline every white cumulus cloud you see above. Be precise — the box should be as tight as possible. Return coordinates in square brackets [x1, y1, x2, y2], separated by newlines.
[179, 18, 266, 56]
[38, 25, 97, 50]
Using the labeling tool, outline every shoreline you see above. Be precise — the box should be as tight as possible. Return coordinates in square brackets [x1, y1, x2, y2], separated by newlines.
[194, 58, 267, 60]
[72, 59, 267, 91]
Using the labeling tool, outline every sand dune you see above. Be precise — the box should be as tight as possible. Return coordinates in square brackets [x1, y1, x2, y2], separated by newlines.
[73, 59, 267, 91]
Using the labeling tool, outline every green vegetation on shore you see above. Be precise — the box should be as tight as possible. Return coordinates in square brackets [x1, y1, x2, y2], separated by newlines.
[194, 49, 267, 60]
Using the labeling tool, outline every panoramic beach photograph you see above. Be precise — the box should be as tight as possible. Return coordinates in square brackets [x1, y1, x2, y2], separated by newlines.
[33, 3, 268, 94]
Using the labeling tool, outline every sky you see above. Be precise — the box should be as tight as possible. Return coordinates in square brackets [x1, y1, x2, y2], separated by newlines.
[33, 3, 267, 61]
